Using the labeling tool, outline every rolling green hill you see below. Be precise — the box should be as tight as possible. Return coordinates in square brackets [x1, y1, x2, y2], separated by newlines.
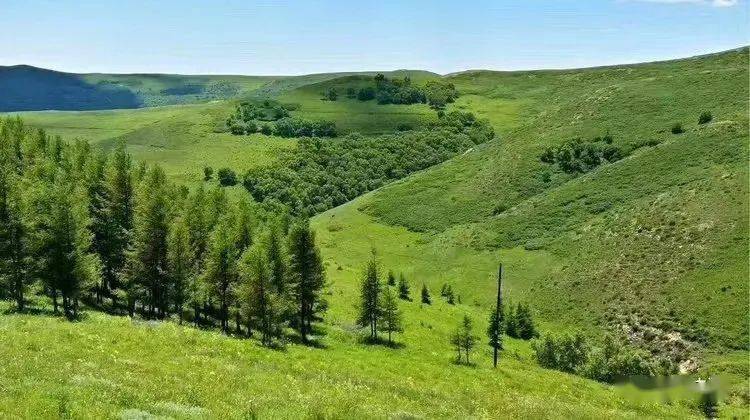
[0, 49, 747, 418]
[311, 47, 748, 378]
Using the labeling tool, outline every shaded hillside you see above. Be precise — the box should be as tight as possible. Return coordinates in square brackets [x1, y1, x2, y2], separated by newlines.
[0, 65, 142, 111]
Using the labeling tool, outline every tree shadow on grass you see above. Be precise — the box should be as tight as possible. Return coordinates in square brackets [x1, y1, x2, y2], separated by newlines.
[357, 335, 406, 349]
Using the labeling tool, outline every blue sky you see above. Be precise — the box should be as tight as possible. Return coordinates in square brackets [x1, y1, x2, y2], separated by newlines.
[1, 0, 746, 75]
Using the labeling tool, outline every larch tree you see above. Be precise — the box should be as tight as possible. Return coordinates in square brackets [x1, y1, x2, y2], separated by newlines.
[201, 218, 238, 333]
[239, 243, 287, 346]
[397, 273, 410, 301]
[421, 284, 431, 304]
[357, 252, 382, 341]
[287, 219, 326, 344]
[101, 141, 133, 309]
[124, 165, 170, 318]
[380, 285, 403, 345]
[167, 215, 193, 324]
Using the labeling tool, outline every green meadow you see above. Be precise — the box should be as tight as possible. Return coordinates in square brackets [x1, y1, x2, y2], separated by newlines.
[0, 49, 747, 418]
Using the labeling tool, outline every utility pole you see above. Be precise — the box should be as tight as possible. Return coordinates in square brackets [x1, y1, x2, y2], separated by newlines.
[493, 263, 503, 368]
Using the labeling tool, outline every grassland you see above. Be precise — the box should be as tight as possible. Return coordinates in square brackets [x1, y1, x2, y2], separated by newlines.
[11, 102, 296, 184]
[311, 48, 749, 399]
[0, 49, 746, 418]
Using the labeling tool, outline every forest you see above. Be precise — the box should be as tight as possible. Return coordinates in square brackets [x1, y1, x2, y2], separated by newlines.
[244, 111, 495, 215]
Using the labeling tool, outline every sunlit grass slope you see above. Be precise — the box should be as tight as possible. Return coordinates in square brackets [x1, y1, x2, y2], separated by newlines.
[313, 48, 749, 365]
[12, 102, 296, 184]
[0, 301, 699, 419]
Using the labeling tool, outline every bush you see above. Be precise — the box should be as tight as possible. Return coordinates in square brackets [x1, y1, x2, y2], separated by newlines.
[217, 168, 237, 186]
[539, 135, 624, 174]
[260, 124, 273, 135]
[203, 166, 213, 181]
[534, 333, 662, 383]
[357, 87, 376, 101]
[671, 123, 684, 134]
[698, 111, 712, 125]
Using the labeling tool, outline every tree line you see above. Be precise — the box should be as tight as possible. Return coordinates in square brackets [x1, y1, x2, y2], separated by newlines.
[0, 117, 327, 346]
[327, 74, 459, 110]
[243, 111, 494, 216]
[226, 101, 337, 138]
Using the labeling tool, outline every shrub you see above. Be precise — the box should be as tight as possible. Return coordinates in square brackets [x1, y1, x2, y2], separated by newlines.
[698, 111, 712, 125]
[671, 123, 684, 134]
[203, 166, 213, 181]
[260, 124, 273, 135]
[217, 168, 237, 186]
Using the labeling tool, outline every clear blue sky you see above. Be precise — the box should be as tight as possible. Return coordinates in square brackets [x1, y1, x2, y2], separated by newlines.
[1, 0, 747, 75]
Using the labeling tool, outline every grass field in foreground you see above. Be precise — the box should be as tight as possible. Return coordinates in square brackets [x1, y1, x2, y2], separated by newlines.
[0, 300, 707, 419]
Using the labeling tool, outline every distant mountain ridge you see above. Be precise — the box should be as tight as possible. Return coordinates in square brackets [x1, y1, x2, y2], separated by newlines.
[0, 65, 440, 112]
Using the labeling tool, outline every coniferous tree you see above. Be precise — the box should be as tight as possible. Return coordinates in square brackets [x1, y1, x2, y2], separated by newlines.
[380, 285, 403, 344]
[239, 244, 287, 346]
[505, 301, 518, 338]
[421, 284, 431, 304]
[515, 302, 538, 340]
[287, 220, 326, 344]
[167, 216, 193, 324]
[266, 222, 287, 294]
[233, 199, 253, 252]
[397, 273, 410, 301]
[43, 173, 101, 318]
[123, 165, 170, 318]
[0, 168, 32, 311]
[487, 310, 504, 367]
[357, 253, 381, 341]
[100, 141, 133, 309]
[459, 315, 477, 364]
[201, 218, 238, 333]
[386, 270, 396, 286]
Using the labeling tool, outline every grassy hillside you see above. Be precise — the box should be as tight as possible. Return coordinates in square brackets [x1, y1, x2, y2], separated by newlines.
[312, 48, 749, 373]
[0, 65, 279, 111]
[0, 300, 705, 419]
[11, 102, 296, 184]
[1, 50, 746, 418]
[277, 71, 441, 135]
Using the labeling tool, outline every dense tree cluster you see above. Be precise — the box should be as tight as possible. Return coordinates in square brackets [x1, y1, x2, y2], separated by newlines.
[226, 101, 336, 138]
[0, 118, 327, 345]
[244, 113, 494, 216]
[349, 74, 459, 109]
[504, 302, 538, 340]
[532, 332, 669, 383]
[539, 134, 623, 174]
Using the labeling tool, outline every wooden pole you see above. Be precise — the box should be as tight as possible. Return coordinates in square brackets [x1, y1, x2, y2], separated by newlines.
[493, 263, 503, 368]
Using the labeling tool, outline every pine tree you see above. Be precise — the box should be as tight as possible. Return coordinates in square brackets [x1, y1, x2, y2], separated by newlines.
[201, 218, 238, 333]
[357, 253, 381, 341]
[239, 244, 287, 346]
[459, 315, 477, 364]
[123, 165, 169, 318]
[266, 222, 287, 294]
[487, 310, 504, 367]
[386, 270, 396, 286]
[397, 273, 410, 301]
[421, 284, 431, 304]
[100, 141, 133, 308]
[515, 303, 538, 340]
[0, 168, 31, 311]
[505, 301, 518, 338]
[43, 173, 101, 319]
[167, 216, 193, 324]
[488, 264, 504, 367]
[446, 285, 455, 305]
[233, 199, 253, 252]
[380, 285, 403, 344]
[287, 220, 326, 344]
